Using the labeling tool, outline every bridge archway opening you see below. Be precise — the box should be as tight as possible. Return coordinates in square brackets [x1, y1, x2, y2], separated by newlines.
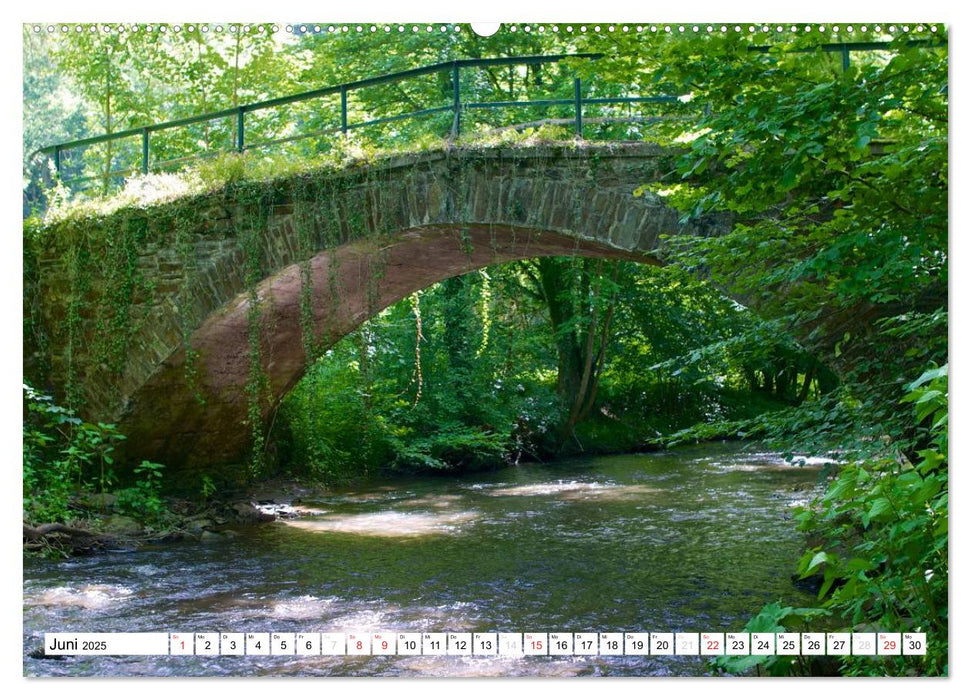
[122, 225, 661, 472]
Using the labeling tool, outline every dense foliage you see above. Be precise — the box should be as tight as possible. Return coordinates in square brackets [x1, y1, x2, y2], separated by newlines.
[274, 261, 789, 482]
[23, 384, 169, 529]
[609, 32, 948, 450]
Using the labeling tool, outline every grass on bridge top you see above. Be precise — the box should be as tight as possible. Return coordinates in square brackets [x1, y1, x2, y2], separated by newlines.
[37, 122, 663, 227]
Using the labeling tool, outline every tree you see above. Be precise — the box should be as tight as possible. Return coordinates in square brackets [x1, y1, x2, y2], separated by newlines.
[580, 29, 947, 450]
[289, 25, 573, 146]
[523, 258, 619, 445]
[22, 27, 88, 215]
[51, 26, 153, 194]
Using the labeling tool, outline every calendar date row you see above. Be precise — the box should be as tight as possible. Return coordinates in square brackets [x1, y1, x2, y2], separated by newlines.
[44, 631, 926, 657]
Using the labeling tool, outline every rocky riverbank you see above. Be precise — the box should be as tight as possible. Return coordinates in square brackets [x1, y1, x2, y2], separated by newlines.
[23, 480, 317, 556]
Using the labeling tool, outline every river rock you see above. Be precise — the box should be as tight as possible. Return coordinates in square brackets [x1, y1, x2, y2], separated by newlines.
[185, 517, 215, 534]
[231, 502, 260, 522]
[231, 502, 276, 522]
[100, 515, 142, 536]
[256, 502, 297, 519]
[78, 492, 118, 511]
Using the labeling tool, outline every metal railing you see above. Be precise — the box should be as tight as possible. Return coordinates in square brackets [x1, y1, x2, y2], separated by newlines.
[34, 53, 686, 194]
[30, 41, 939, 197]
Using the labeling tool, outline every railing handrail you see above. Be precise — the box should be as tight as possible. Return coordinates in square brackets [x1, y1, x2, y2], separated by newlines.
[34, 53, 604, 159]
[30, 40, 942, 195]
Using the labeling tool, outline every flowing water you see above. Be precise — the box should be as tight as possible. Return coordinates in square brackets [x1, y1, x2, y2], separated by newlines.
[23, 443, 829, 677]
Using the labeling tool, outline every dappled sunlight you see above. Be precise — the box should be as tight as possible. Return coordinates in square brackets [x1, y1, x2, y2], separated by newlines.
[325, 600, 481, 633]
[24, 445, 827, 677]
[291, 505, 329, 516]
[386, 601, 480, 631]
[702, 452, 833, 473]
[171, 591, 270, 617]
[318, 490, 408, 505]
[715, 463, 806, 473]
[42, 171, 205, 225]
[168, 591, 341, 621]
[325, 607, 397, 632]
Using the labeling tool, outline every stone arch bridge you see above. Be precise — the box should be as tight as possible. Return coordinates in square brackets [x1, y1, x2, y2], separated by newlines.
[26, 143, 729, 472]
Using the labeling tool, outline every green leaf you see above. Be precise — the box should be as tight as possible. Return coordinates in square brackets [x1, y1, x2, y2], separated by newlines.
[867, 497, 892, 523]
[806, 550, 832, 574]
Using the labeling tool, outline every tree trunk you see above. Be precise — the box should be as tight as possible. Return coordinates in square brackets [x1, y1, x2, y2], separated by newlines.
[798, 362, 818, 403]
[101, 43, 113, 196]
[536, 259, 618, 449]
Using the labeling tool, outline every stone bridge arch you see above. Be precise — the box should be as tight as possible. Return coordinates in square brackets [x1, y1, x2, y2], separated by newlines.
[26, 143, 728, 472]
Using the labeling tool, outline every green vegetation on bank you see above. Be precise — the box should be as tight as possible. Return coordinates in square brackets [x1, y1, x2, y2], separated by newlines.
[23, 384, 172, 537]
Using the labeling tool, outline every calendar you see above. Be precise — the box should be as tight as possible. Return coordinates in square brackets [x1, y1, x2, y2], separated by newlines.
[42, 631, 927, 657]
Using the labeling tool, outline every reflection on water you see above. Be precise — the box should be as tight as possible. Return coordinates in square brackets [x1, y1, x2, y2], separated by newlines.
[23, 443, 826, 677]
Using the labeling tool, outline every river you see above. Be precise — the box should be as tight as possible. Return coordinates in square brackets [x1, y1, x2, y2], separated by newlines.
[23, 443, 827, 677]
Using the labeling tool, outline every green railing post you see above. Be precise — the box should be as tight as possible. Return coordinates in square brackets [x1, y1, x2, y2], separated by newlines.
[141, 128, 150, 174]
[842, 45, 851, 71]
[452, 62, 461, 138]
[574, 77, 583, 138]
[53, 145, 61, 178]
[340, 86, 348, 134]
[236, 108, 245, 152]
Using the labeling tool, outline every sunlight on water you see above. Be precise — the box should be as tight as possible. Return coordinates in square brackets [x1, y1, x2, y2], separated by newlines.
[397, 494, 465, 508]
[26, 584, 133, 610]
[388, 602, 481, 631]
[291, 505, 329, 516]
[270, 595, 341, 620]
[326, 607, 396, 631]
[173, 592, 268, 617]
[331, 492, 403, 504]
[486, 481, 658, 501]
[705, 452, 830, 473]
[279, 510, 479, 537]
